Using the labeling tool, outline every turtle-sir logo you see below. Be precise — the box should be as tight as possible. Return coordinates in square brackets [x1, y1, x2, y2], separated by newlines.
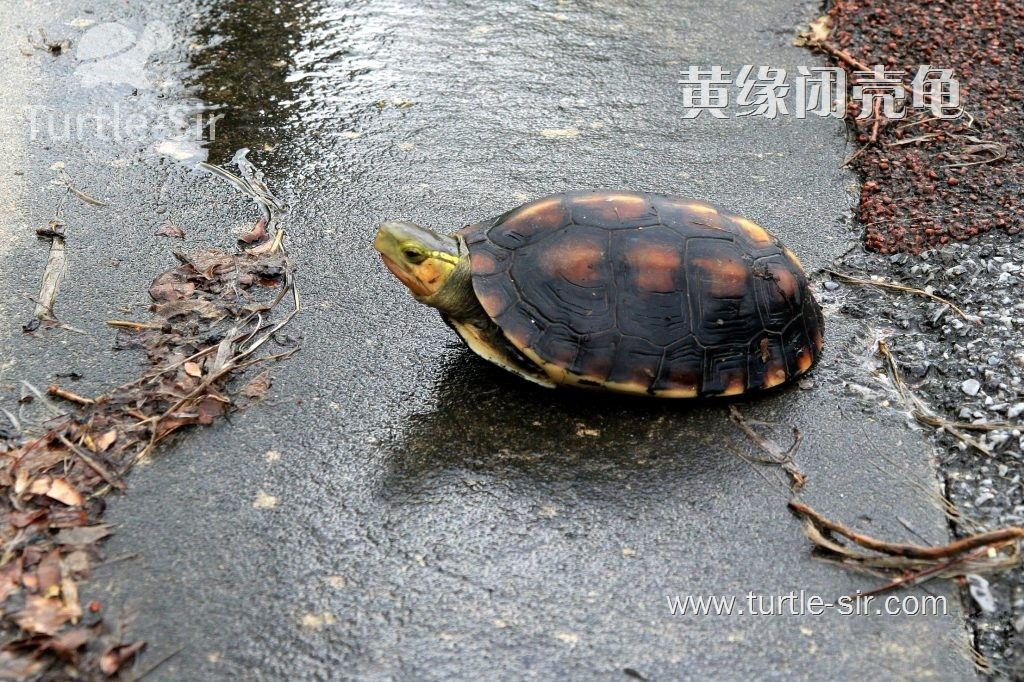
[74, 21, 173, 89]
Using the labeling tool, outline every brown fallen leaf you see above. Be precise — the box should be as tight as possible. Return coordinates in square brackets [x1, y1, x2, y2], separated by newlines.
[184, 249, 237, 278]
[36, 550, 63, 596]
[197, 397, 227, 424]
[149, 274, 196, 303]
[152, 298, 226, 321]
[94, 429, 118, 452]
[61, 576, 81, 622]
[239, 216, 269, 245]
[9, 508, 47, 528]
[63, 550, 91, 576]
[47, 627, 92, 661]
[154, 221, 185, 239]
[155, 414, 197, 439]
[54, 525, 111, 547]
[14, 595, 74, 635]
[184, 361, 203, 378]
[100, 641, 146, 675]
[28, 477, 84, 507]
[0, 561, 24, 601]
[240, 370, 272, 400]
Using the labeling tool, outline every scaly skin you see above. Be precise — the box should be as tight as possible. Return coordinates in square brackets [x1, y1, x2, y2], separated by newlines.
[374, 220, 485, 321]
[374, 221, 555, 387]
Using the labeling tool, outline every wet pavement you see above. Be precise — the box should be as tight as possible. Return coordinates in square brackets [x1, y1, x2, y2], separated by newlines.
[0, 0, 975, 678]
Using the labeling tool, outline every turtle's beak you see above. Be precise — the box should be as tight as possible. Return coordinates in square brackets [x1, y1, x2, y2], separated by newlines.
[378, 251, 432, 297]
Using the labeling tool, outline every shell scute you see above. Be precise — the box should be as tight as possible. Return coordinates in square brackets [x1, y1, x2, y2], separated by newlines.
[487, 195, 569, 249]
[464, 192, 823, 396]
[570, 191, 660, 229]
[606, 335, 664, 392]
[685, 238, 762, 347]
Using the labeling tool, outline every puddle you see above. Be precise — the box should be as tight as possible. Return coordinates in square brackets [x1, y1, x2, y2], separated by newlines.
[184, 0, 400, 171]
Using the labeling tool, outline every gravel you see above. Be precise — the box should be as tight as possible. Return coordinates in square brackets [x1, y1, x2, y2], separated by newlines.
[827, 231, 1024, 675]
[823, 0, 1024, 670]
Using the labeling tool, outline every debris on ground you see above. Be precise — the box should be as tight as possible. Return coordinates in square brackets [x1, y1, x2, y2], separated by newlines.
[0, 151, 299, 678]
[790, 500, 1021, 593]
[730, 403, 1024, 608]
[153, 221, 185, 240]
[825, 235, 1024, 673]
[32, 226, 66, 325]
[61, 174, 107, 208]
[802, 0, 1024, 670]
[802, 0, 1023, 253]
[26, 29, 70, 57]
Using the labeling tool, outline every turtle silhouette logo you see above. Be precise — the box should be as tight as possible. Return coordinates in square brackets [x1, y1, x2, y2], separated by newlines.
[74, 21, 173, 89]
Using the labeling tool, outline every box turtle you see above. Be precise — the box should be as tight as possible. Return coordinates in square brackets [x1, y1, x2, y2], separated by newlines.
[374, 191, 823, 398]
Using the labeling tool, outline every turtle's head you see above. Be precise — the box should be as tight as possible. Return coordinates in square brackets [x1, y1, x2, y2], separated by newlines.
[374, 221, 462, 301]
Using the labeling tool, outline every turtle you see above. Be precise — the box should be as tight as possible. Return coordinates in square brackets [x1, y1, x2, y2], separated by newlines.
[374, 191, 824, 398]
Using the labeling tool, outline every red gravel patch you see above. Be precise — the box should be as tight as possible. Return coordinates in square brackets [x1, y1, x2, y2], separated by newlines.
[826, 0, 1024, 253]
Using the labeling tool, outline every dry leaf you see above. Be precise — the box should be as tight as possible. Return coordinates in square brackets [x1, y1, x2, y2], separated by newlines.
[29, 477, 84, 507]
[152, 299, 226, 321]
[61, 576, 81, 622]
[48, 628, 91, 660]
[239, 216, 269, 245]
[184, 362, 203, 378]
[154, 221, 185, 239]
[14, 596, 73, 635]
[99, 641, 146, 675]
[197, 397, 227, 424]
[55, 525, 110, 547]
[49, 479, 84, 507]
[0, 562, 23, 602]
[37, 550, 63, 595]
[149, 275, 196, 303]
[14, 468, 29, 495]
[796, 14, 831, 45]
[240, 371, 272, 400]
[94, 429, 117, 452]
[9, 509, 47, 528]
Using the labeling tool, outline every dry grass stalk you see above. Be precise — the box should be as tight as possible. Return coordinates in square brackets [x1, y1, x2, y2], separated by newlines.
[824, 268, 977, 323]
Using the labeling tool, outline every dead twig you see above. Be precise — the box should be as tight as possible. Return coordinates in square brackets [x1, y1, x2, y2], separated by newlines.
[46, 384, 94, 406]
[790, 500, 1024, 560]
[105, 320, 165, 331]
[885, 133, 941, 147]
[869, 98, 882, 144]
[937, 136, 1008, 169]
[133, 646, 185, 680]
[727, 405, 806, 491]
[877, 339, 991, 456]
[33, 229, 66, 322]
[851, 543, 1001, 599]
[61, 172, 107, 207]
[823, 268, 977, 323]
[57, 435, 124, 490]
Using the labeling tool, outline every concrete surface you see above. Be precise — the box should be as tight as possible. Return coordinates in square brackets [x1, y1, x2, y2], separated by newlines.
[0, 0, 976, 679]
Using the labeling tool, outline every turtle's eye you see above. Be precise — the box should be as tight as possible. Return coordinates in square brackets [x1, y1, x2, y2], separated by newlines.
[401, 246, 426, 263]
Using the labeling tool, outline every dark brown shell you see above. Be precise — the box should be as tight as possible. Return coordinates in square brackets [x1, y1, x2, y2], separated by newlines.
[461, 191, 824, 397]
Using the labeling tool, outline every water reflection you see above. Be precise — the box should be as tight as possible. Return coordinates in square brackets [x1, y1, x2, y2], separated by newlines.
[188, 0, 337, 162]
[380, 347, 759, 494]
